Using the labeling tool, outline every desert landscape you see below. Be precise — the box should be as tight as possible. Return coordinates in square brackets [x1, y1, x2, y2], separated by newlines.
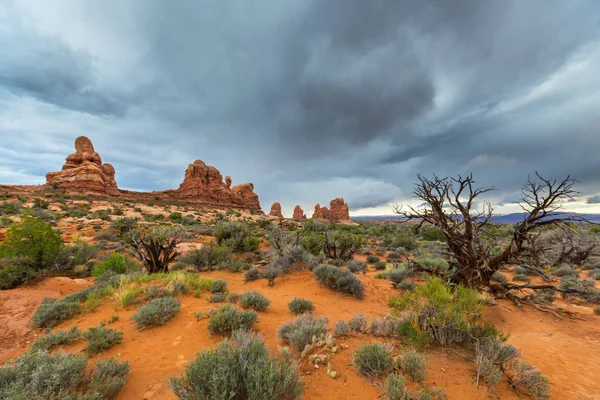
[2, 2, 600, 399]
[0, 136, 598, 400]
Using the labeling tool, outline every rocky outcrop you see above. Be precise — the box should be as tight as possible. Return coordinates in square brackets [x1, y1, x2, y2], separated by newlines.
[44, 137, 262, 211]
[46, 136, 119, 195]
[311, 198, 350, 222]
[176, 160, 261, 210]
[269, 202, 283, 218]
[292, 205, 307, 221]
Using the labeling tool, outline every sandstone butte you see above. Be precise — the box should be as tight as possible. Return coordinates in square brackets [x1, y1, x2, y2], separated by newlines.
[268, 202, 283, 218]
[311, 198, 350, 222]
[42, 136, 262, 211]
[292, 205, 307, 221]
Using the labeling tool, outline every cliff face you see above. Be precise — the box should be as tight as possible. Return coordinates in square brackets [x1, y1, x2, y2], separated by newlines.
[45, 137, 262, 211]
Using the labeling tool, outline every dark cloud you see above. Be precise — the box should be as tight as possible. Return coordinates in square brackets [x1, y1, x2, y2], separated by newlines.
[1, 0, 600, 213]
[588, 195, 600, 204]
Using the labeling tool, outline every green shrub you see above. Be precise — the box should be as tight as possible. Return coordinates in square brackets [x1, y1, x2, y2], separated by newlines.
[396, 281, 416, 291]
[323, 231, 367, 261]
[333, 320, 350, 336]
[243, 266, 262, 282]
[83, 325, 123, 354]
[398, 349, 429, 383]
[421, 228, 445, 242]
[347, 259, 367, 274]
[313, 265, 365, 299]
[353, 343, 394, 378]
[384, 373, 446, 400]
[367, 255, 380, 263]
[33, 198, 50, 209]
[474, 337, 520, 387]
[131, 296, 181, 329]
[211, 279, 228, 293]
[31, 297, 82, 329]
[512, 266, 529, 275]
[491, 271, 508, 283]
[513, 273, 531, 283]
[594, 306, 600, 315]
[179, 243, 232, 271]
[510, 361, 550, 400]
[30, 327, 82, 352]
[387, 268, 410, 285]
[207, 304, 257, 336]
[278, 314, 329, 351]
[263, 265, 282, 287]
[227, 293, 240, 303]
[388, 277, 493, 347]
[589, 269, 600, 280]
[0, 350, 129, 399]
[54, 241, 99, 271]
[0, 264, 36, 290]
[169, 330, 303, 400]
[239, 291, 271, 312]
[214, 222, 260, 252]
[369, 317, 402, 338]
[92, 253, 139, 277]
[348, 314, 368, 333]
[288, 298, 315, 315]
[0, 213, 62, 270]
[374, 261, 387, 270]
[208, 292, 227, 303]
[385, 235, 417, 251]
[553, 266, 578, 277]
[0, 200, 22, 216]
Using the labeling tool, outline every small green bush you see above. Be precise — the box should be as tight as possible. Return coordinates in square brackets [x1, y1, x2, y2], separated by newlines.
[313, 265, 365, 299]
[384, 373, 446, 400]
[491, 271, 508, 283]
[396, 281, 416, 291]
[214, 222, 260, 252]
[387, 268, 410, 285]
[92, 253, 139, 277]
[31, 297, 82, 329]
[179, 243, 232, 271]
[288, 298, 315, 315]
[83, 324, 123, 354]
[278, 314, 329, 351]
[243, 266, 262, 282]
[131, 296, 181, 329]
[348, 314, 368, 333]
[239, 291, 271, 312]
[0, 350, 129, 399]
[594, 306, 600, 315]
[366, 255, 380, 263]
[30, 327, 82, 352]
[208, 292, 227, 303]
[553, 266, 578, 277]
[0, 213, 62, 270]
[0, 264, 36, 290]
[207, 304, 257, 336]
[347, 259, 367, 274]
[512, 266, 529, 275]
[374, 261, 387, 270]
[589, 269, 600, 280]
[511, 361, 550, 400]
[353, 343, 394, 378]
[169, 330, 303, 400]
[398, 349, 429, 383]
[211, 279, 228, 294]
[513, 273, 531, 283]
[333, 320, 350, 337]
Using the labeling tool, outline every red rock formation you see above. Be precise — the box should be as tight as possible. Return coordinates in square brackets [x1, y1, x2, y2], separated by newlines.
[176, 160, 261, 210]
[269, 202, 283, 218]
[292, 205, 307, 221]
[44, 137, 262, 212]
[311, 198, 350, 222]
[46, 136, 119, 195]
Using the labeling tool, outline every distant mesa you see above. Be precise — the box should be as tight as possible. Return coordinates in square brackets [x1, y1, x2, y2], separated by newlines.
[269, 202, 283, 218]
[292, 205, 307, 221]
[311, 198, 350, 222]
[44, 136, 262, 211]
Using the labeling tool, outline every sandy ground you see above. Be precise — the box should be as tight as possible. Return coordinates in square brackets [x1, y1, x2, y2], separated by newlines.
[1, 270, 598, 399]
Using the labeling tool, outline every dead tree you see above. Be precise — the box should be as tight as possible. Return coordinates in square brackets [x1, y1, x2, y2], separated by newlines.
[129, 225, 188, 273]
[394, 173, 587, 296]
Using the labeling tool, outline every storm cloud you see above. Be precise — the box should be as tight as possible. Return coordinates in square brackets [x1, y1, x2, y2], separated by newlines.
[0, 0, 599, 216]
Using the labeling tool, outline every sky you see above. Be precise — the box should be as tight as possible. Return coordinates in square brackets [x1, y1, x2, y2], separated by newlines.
[0, 0, 599, 217]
